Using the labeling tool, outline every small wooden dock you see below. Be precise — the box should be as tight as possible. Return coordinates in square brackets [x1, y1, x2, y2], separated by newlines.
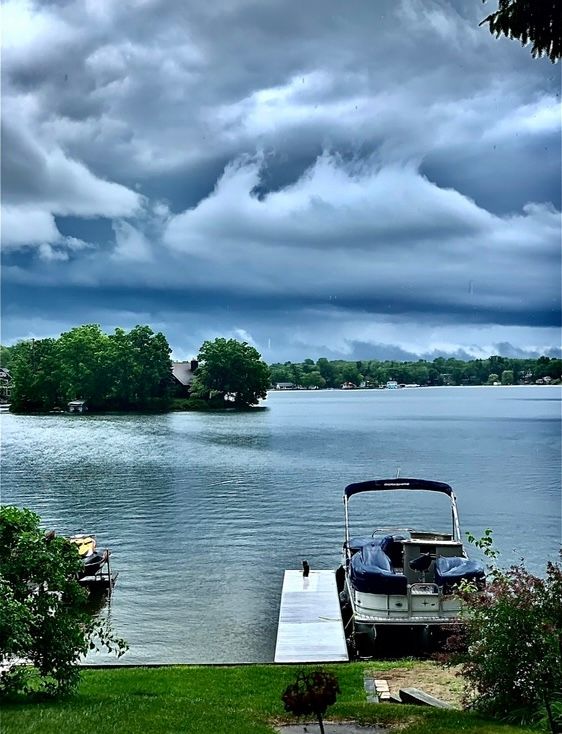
[274, 570, 349, 663]
[79, 570, 119, 593]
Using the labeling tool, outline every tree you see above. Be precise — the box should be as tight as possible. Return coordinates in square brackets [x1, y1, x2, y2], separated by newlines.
[316, 358, 338, 388]
[0, 506, 126, 697]
[9, 339, 60, 412]
[481, 0, 561, 62]
[0, 345, 15, 370]
[108, 325, 172, 408]
[282, 669, 340, 734]
[501, 369, 514, 385]
[301, 371, 326, 389]
[341, 364, 361, 386]
[487, 373, 500, 384]
[192, 338, 270, 408]
[269, 365, 293, 385]
[56, 325, 112, 409]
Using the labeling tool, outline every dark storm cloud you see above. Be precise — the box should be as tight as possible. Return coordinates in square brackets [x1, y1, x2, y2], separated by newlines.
[1, 0, 560, 359]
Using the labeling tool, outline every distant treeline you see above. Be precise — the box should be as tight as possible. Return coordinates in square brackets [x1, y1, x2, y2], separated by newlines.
[269, 356, 562, 389]
[1, 325, 173, 412]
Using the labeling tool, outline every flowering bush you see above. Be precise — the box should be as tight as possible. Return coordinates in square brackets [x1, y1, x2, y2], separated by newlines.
[448, 534, 562, 733]
[282, 669, 340, 734]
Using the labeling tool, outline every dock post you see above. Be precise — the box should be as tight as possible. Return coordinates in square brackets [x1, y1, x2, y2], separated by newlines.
[105, 550, 112, 599]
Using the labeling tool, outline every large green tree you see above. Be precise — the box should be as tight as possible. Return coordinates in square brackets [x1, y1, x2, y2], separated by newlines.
[57, 325, 112, 409]
[192, 338, 270, 408]
[481, 0, 561, 61]
[9, 339, 60, 412]
[107, 325, 172, 408]
[0, 506, 126, 697]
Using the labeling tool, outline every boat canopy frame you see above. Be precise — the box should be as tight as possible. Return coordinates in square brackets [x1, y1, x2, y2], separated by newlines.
[343, 478, 462, 553]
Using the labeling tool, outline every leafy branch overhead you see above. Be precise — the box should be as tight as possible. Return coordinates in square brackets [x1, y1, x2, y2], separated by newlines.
[481, 0, 561, 61]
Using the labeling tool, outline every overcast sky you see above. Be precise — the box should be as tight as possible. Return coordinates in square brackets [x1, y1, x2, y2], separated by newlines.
[2, 0, 561, 362]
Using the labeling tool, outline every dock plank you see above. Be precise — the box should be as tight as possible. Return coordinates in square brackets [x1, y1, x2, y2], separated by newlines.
[274, 570, 348, 663]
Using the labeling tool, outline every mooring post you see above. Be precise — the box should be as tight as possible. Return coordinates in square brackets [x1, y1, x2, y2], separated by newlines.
[106, 550, 112, 598]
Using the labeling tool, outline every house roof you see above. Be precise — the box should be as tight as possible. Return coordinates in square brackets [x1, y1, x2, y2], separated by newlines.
[171, 361, 196, 386]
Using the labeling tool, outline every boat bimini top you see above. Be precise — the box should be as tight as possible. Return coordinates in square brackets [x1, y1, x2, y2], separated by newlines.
[343, 478, 462, 553]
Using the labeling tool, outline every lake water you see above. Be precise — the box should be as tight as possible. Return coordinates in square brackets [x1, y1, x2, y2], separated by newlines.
[1, 386, 560, 663]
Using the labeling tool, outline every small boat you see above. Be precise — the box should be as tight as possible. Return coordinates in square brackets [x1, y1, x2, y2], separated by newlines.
[339, 478, 485, 651]
[69, 534, 109, 578]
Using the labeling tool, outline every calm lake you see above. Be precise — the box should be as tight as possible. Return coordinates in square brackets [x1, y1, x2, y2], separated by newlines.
[1, 386, 560, 663]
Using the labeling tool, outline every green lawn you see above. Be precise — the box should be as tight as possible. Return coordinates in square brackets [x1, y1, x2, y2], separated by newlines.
[0, 663, 537, 734]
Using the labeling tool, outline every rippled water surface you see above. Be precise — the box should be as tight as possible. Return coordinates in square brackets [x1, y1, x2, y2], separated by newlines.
[1, 386, 560, 663]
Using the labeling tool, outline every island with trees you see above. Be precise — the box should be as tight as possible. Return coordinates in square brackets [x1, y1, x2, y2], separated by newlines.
[0, 327, 272, 414]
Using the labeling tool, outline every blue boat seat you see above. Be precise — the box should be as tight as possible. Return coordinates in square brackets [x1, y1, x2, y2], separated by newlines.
[434, 556, 485, 592]
[349, 541, 408, 595]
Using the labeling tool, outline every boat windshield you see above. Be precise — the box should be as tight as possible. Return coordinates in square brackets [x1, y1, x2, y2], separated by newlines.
[346, 489, 454, 539]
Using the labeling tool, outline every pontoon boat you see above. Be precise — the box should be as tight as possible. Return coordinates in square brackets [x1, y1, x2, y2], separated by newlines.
[340, 478, 485, 648]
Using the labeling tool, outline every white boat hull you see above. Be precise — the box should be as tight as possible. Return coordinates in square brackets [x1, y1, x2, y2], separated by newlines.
[345, 578, 463, 630]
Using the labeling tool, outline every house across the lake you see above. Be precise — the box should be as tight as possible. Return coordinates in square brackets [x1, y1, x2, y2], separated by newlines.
[171, 360, 198, 396]
[68, 400, 87, 413]
[0, 368, 12, 402]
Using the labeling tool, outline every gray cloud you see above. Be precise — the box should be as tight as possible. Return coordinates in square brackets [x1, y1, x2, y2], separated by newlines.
[1, 0, 560, 360]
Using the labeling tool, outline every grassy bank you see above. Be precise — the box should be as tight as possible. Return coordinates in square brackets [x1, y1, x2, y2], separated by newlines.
[1, 663, 537, 734]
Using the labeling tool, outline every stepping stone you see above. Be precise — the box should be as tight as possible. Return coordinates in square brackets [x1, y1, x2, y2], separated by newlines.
[399, 687, 453, 708]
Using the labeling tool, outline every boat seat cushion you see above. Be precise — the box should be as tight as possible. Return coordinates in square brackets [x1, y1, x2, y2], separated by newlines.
[350, 542, 408, 595]
[434, 556, 485, 589]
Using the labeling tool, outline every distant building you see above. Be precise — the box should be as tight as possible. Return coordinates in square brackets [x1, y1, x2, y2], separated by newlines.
[0, 368, 12, 402]
[171, 360, 198, 396]
[386, 380, 399, 389]
[68, 400, 87, 413]
[275, 382, 295, 390]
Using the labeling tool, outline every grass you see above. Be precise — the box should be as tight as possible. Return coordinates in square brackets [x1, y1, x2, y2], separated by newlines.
[0, 662, 538, 734]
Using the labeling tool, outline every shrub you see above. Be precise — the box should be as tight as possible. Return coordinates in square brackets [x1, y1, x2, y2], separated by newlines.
[171, 397, 210, 411]
[448, 533, 562, 732]
[282, 669, 340, 734]
[0, 506, 127, 697]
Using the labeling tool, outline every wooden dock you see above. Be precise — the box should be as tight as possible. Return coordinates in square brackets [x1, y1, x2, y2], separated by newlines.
[274, 570, 349, 663]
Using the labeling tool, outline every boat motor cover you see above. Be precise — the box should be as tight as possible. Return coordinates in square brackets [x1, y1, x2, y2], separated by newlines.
[350, 542, 408, 595]
[434, 556, 485, 587]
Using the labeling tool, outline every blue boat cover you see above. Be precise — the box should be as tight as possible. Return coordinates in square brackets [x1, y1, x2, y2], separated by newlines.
[349, 541, 408, 595]
[346, 536, 380, 554]
[434, 556, 485, 587]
